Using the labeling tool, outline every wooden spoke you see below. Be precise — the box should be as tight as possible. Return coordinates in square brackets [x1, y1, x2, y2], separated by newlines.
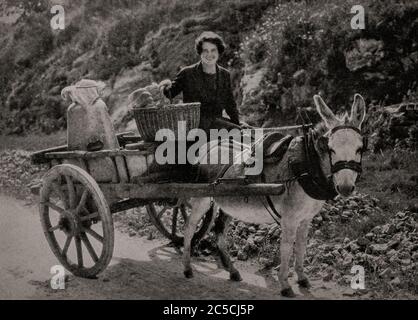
[180, 205, 188, 223]
[75, 236, 83, 268]
[80, 212, 99, 222]
[83, 227, 104, 243]
[40, 164, 114, 278]
[51, 181, 69, 209]
[62, 235, 73, 257]
[80, 233, 99, 262]
[157, 205, 170, 219]
[171, 207, 178, 236]
[75, 189, 89, 214]
[42, 201, 66, 215]
[65, 175, 76, 209]
[48, 224, 61, 232]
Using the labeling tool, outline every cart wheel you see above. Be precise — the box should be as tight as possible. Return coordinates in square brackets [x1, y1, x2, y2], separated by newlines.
[39, 164, 114, 278]
[146, 201, 214, 246]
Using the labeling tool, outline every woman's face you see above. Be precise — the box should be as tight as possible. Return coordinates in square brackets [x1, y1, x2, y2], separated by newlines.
[200, 41, 219, 65]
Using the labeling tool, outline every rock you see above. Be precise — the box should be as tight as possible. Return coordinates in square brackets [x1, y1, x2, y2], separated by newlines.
[371, 226, 381, 234]
[349, 242, 360, 253]
[259, 257, 274, 268]
[365, 233, 374, 240]
[412, 252, 418, 261]
[398, 252, 411, 260]
[237, 250, 248, 261]
[268, 225, 279, 236]
[314, 215, 323, 223]
[387, 239, 400, 250]
[396, 211, 406, 218]
[386, 249, 397, 257]
[248, 226, 256, 233]
[342, 253, 354, 267]
[400, 259, 411, 266]
[379, 267, 395, 279]
[256, 229, 267, 236]
[341, 211, 351, 222]
[357, 237, 370, 248]
[390, 277, 401, 286]
[370, 243, 389, 254]
[342, 288, 357, 297]
[323, 270, 334, 282]
[253, 236, 265, 244]
[292, 69, 307, 82]
[331, 250, 340, 257]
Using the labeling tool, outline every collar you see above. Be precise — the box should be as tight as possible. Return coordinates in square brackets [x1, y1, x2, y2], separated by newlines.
[290, 130, 338, 201]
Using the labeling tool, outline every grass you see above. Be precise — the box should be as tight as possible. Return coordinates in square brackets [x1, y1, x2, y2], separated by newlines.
[358, 149, 418, 213]
[0, 130, 67, 151]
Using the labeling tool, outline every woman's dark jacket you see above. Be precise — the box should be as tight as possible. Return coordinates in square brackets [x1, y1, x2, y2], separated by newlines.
[163, 62, 240, 130]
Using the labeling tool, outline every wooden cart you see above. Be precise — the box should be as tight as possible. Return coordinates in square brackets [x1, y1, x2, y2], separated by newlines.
[30, 132, 285, 278]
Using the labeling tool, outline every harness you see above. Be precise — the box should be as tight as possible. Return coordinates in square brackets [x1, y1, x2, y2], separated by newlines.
[194, 125, 367, 220]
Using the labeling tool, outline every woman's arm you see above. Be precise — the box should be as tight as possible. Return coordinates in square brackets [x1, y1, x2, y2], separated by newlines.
[224, 73, 240, 125]
[162, 68, 186, 99]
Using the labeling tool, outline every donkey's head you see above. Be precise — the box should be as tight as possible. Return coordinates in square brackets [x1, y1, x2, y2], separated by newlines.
[313, 94, 367, 197]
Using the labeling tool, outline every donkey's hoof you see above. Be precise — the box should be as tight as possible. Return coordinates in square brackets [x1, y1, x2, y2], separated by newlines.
[297, 278, 311, 289]
[280, 287, 296, 298]
[184, 269, 194, 279]
[230, 271, 242, 282]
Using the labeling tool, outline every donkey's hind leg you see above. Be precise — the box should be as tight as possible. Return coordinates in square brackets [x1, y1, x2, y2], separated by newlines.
[279, 217, 298, 297]
[213, 209, 242, 281]
[183, 197, 212, 279]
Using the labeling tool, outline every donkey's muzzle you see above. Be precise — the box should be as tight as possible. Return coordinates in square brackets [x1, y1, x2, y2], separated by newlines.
[336, 184, 355, 197]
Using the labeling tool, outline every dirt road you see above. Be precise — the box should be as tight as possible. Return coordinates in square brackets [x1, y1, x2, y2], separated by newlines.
[0, 194, 354, 300]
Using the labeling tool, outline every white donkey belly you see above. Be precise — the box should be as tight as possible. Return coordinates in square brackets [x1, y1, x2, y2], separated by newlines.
[214, 196, 276, 224]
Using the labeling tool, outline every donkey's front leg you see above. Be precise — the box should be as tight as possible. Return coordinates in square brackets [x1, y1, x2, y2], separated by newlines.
[183, 198, 212, 279]
[279, 218, 298, 297]
[294, 219, 311, 289]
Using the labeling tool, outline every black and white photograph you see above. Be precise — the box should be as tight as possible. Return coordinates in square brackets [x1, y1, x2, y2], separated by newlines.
[0, 0, 417, 306]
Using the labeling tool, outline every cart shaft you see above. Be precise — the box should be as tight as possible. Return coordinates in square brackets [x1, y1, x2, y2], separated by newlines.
[100, 182, 285, 199]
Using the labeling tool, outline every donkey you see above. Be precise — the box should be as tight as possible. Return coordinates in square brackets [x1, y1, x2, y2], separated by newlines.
[182, 94, 367, 297]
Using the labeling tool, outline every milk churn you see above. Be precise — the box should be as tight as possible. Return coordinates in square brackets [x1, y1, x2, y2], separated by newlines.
[61, 79, 128, 183]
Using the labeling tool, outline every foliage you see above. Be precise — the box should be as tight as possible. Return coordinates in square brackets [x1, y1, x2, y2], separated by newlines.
[239, 0, 418, 124]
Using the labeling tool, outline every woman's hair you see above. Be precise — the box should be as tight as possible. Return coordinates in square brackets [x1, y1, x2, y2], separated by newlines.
[195, 31, 226, 55]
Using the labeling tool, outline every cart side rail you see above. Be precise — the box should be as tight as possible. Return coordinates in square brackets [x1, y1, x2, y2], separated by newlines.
[30, 131, 140, 165]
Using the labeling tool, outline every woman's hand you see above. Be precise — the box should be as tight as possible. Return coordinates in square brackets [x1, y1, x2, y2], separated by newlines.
[158, 79, 172, 92]
[240, 121, 254, 129]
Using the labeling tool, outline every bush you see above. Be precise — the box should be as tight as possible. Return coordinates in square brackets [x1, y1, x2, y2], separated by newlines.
[239, 0, 418, 123]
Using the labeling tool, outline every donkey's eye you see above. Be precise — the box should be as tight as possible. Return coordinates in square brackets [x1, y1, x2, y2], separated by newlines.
[329, 148, 336, 154]
[356, 147, 362, 154]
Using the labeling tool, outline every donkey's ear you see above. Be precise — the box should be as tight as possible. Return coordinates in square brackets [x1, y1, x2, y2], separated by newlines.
[350, 93, 366, 129]
[314, 95, 338, 128]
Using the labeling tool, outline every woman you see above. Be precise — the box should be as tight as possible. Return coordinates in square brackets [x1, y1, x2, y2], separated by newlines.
[159, 31, 242, 133]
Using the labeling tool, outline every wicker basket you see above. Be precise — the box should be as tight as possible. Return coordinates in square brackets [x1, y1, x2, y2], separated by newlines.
[133, 103, 200, 142]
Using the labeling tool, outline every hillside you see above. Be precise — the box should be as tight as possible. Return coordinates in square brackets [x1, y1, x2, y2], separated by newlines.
[0, 0, 417, 151]
[0, 0, 275, 134]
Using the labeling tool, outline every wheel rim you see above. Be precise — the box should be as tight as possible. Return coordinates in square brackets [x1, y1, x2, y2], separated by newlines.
[40, 164, 114, 278]
[146, 200, 213, 246]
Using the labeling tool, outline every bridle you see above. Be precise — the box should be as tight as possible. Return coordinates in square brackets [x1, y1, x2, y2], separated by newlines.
[320, 125, 368, 178]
